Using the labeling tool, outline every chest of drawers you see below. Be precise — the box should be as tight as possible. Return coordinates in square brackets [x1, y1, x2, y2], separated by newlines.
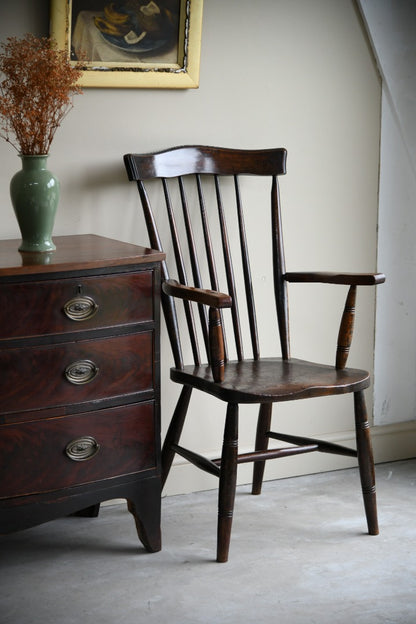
[0, 234, 164, 553]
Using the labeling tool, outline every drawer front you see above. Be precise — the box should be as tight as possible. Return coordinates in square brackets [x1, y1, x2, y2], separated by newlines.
[0, 332, 153, 414]
[0, 271, 153, 340]
[0, 402, 156, 499]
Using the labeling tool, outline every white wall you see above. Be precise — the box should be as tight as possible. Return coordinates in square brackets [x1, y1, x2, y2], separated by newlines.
[358, 0, 416, 426]
[2, 1, 412, 496]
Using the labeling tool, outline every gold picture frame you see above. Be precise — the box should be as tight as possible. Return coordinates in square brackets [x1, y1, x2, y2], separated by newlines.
[50, 0, 203, 88]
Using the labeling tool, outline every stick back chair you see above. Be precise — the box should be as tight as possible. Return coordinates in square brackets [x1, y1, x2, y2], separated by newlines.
[124, 145, 385, 562]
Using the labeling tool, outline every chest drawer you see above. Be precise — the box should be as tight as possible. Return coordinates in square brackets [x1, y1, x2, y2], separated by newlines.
[0, 271, 153, 340]
[0, 402, 156, 499]
[0, 331, 153, 415]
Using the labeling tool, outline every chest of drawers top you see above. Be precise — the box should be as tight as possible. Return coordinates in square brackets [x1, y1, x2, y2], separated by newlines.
[0, 234, 164, 278]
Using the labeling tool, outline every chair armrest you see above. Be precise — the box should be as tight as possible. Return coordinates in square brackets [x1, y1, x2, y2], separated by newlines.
[162, 279, 232, 308]
[162, 279, 231, 383]
[284, 271, 385, 286]
[284, 271, 385, 369]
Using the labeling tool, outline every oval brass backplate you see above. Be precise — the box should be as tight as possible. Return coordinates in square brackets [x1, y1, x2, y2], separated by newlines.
[63, 295, 98, 321]
[65, 436, 100, 462]
[64, 360, 99, 385]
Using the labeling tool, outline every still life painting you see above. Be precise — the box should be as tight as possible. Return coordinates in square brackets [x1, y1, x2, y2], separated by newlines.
[50, 0, 203, 88]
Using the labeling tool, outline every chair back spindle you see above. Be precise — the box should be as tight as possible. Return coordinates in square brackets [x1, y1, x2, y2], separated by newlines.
[138, 179, 183, 369]
[178, 176, 210, 357]
[234, 174, 260, 360]
[215, 174, 243, 361]
[162, 177, 201, 366]
[271, 175, 290, 360]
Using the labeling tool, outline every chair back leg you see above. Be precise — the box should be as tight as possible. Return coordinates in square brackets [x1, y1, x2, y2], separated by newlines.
[217, 403, 239, 562]
[354, 390, 379, 535]
[252, 403, 273, 495]
[161, 385, 193, 487]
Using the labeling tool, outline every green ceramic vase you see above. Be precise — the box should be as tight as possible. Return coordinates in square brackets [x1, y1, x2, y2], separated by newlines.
[10, 155, 59, 253]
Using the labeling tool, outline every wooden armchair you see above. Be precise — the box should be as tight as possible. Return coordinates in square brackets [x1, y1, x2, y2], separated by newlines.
[124, 146, 385, 562]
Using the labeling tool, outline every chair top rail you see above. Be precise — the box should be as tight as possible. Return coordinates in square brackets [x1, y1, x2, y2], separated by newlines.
[124, 146, 287, 180]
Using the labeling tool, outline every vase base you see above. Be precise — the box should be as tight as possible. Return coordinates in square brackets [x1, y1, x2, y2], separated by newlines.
[19, 240, 56, 253]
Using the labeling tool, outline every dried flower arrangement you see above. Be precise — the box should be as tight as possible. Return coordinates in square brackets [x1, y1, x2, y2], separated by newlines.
[0, 33, 83, 155]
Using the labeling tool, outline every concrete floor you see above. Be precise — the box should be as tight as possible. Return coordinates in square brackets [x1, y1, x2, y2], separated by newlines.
[1, 459, 415, 624]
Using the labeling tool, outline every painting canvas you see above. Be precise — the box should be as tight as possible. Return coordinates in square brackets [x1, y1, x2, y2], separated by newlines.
[50, 0, 203, 88]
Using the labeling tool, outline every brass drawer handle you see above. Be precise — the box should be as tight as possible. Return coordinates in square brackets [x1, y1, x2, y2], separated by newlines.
[65, 360, 99, 385]
[63, 295, 98, 321]
[65, 436, 100, 462]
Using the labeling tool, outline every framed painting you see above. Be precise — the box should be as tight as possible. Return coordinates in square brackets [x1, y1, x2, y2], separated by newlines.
[50, 0, 203, 88]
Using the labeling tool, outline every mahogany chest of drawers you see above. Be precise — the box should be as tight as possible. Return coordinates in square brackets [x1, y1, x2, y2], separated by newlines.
[0, 234, 164, 552]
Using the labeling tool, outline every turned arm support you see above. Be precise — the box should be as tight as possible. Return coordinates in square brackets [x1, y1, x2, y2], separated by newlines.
[162, 279, 232, 382]
[284, 271, 386, 369]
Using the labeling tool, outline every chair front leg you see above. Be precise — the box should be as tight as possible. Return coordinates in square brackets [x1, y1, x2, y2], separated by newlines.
[217, 403, 239, 563]
[252, 403, 273, 495]
[354, 390, 379, 535]
[161, 385, 193, 488]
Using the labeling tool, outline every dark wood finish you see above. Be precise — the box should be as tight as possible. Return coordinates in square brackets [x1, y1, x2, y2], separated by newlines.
[235, 175, 259, 360]
[0, 234, 164, 275]
[162, 279, 232, 308]
[272, 175, 290, 361]
[0, 235, 164, 553]
[170, 358, 370, 404]
[285, 271, 385, 285]
[209, 307, 226, 383]
[266, 431, 358, 458]
[0, 403, 155, 498]
[172, 443, 221, 477]
[336, 285, 357, 370]
[0, 271, 154, 340]
[252, 403, 273, 495]
[124, 145, 385, 562]
[354, 390, 379, 535]
[217, 403, 239, 563]
[161, 385, 193, 487]
[0, 332, 153, 416]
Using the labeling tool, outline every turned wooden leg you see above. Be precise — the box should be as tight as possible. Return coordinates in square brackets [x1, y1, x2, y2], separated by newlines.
[354, 391, 379, 535]
[217, 403, 239, 563]
[127, 476, 161, 553]
[161, 385, 193, 488]
[252, 403, 273, 495]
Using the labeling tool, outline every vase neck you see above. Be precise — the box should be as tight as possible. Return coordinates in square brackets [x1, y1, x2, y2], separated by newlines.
[19, 155, 49, 171]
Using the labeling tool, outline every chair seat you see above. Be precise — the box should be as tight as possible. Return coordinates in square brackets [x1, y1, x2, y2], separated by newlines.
[170, 357, 370, 404]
